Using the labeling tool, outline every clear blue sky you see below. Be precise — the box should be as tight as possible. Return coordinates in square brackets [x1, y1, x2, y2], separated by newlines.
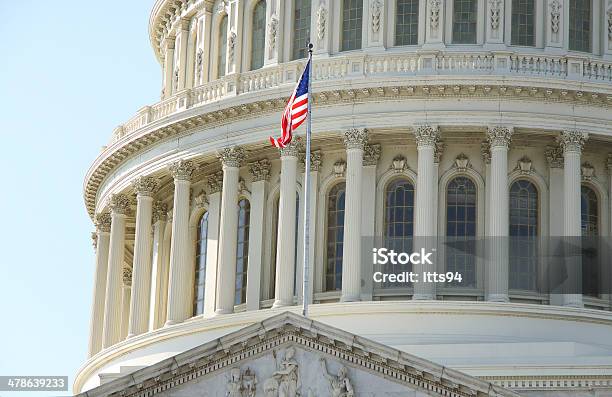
[0, 1, 159, 396]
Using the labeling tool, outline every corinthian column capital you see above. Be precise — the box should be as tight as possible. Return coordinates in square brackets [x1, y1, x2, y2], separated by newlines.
[94, 212, 112, 233]
[218, 146, 246, 167]
[108, 194, 131, 215]
[559, 130, 589, 153]
[169, 159, 196, 181]
[487, 125, 514, 148]
[249, 159, 272, 181]
[132, 176, 159, 197]
[279, 138, 302, 158]
[413, 125, 440, 147]
[343, 128, 369, 150]
[545, 145, 564, 168]
[122, 267, 132, 287]
[207, 171, 224, 193]
[152, 201, 168, 223]
[363, 144, 382, 166]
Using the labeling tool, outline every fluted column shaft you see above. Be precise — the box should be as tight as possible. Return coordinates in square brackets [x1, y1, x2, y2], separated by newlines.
[561, 130, 588, 308]
[120, 268, 132, 340]
[102, 194, 130, 348]
[88, 214, 111, 357]
[166, 160, 196, 325]
[128, 177, 158, 337]
[413, 126, 440, 300]
[162, 38, 175, 99]
[486, 126, 513, 302]
[203, 173, 223, 317]
[274, 143, 299, 307]
[341, 129, 368, 302]
[149, 202, 168, 330]
[216, 147, 245, 314]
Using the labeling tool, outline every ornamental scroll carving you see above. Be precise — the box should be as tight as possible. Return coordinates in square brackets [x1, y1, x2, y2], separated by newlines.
[607, 6, 612, 41]
[228, 31, 237, 63]
[268, 15, 279, 57]
[316, 0, 327, 43]
[370, 0, 382, 33]
[429, 0, 441, 30]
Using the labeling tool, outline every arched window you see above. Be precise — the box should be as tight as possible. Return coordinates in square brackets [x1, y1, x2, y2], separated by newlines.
[341, 0, 363, 51]
[452, 0, 477, 44]
[270, 194, 300, 298]
[326, 182, 346, 291]
[235, 199, 251, 305]
[382, 178, 415, 288]
[251, 0, 266, 70]
[217, 15, 228, 78]
[292, 0, 312, 60]
[193, 212, 209, 316]
[569, 0, 591, 52]
[581, 185, 599, 296]
[581, 185, 598, 236]
[446, 176, 477, 287]
[395, 0, 419, 46]
[511, 0, 535, 46]
[509, 180, 538, 291]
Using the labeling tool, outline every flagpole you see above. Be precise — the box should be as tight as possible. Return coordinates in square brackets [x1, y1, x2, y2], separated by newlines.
[302, 43, 313, 317]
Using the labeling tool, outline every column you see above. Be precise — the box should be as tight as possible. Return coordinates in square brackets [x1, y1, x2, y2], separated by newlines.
[608, 154, 612, 235]
[102, 194, 130, 348]
[361, 145, 380, 301]
[149, 201, 168, 331]
[486, 126, 513, 302]
[561, 130, 589, 308]
[195, 5, 213, 85]
[247, 160, 271, 310]
[216, 147, 245, 314]
[176, 19, 190, 91]
[88, 214, 111, 357]
[545, 145, 564, 305]
[273, 141, 300, 307]
[342, 129, 368, 302]
[120, 267, 132, 340]
[165, 160, 196, 325]
[162, 37, 175, 99]
[227, 1, 243, 76]
[127, 176, 158, 337]
[203, 172, 223, 317]
[413, 125, 441, 300]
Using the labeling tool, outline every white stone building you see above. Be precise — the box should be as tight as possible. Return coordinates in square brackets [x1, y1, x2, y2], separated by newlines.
[77, 0, 612, 395]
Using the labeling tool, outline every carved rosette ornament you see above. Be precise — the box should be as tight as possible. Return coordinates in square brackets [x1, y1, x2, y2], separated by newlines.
[95, 212, 112, 233]
[487, 125, 513, 148]
[169, 159, 195, 182]
[581, 162, 595, 181]
[108, 194, 131, 215]
[559, 130, 589, 153]
[481, 141, 491, 164]
[316, 0, 327, 43]
[545, 145, 564, 168]
[218, 146, 246, 168]
[207, 171, 224, 193]
[152, 201, 168, 223]
[370, 0, 382, 33]
[249, 159, 272, 182]
[414, 125, 440, 147]
[363, 144, 381, 166]
[279, 137, 302, 158]
[267, 15, 278, 56]
[343, 128, 369, 150]
[132, 176, 159, 197]
[122, 267, 133, 287]
[550, 0, 561, 34]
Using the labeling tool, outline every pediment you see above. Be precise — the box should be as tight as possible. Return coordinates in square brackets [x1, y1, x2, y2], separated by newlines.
[81, 312, 520, 397]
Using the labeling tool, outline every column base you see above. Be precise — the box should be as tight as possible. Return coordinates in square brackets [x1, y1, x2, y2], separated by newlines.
[562, 294, 584, 308]
[214, 308, 234, 315]
[340, 295, 361, 302]
[486, 294, 509, 303]
[272, 299, 293, 308]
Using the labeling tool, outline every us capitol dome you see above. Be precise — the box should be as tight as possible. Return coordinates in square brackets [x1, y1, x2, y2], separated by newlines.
[76, 0, 612, 396]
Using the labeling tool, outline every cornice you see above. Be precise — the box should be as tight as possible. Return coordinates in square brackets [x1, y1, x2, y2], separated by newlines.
[84, 80, 612, 220]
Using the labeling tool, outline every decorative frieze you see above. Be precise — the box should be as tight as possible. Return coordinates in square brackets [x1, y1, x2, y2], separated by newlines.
[207, 171, 224, 193]
[249, 159, 272, 181]
[152, 201, 168, 223]
[169, 159, 196, 181]
[218, 146, 246, 168]
[363, 144, 381, 166]
[487, 126, 513, 148]
[95, 212, 112, 233]
[343, 128, 368, 150]
[559, 130, 589, 153]
[108, 194, 131, 215]
[414, 125, 440, 147]
[581, 162, 595, 181]
[132, 176, 159, 196]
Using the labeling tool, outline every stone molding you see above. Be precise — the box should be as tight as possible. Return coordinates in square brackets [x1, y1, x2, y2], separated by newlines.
[108, 194, 131, 216]
[413, 125, 440, 147]
[343, 128, 369, 150]
[487, 125, 513, 148]
[218, 146, 245, 168]
[169, 159, 196, 181]
[559, 130, 589, 153]
[132, 176, 159, 197]
[94, 213, 112, 233]
[249, 159, 272, 182]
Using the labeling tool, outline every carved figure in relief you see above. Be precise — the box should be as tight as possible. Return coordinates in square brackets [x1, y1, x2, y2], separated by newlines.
[319, 358, 354, 397]
[269, 347, 300, 397]
[226, 368, 243, 397]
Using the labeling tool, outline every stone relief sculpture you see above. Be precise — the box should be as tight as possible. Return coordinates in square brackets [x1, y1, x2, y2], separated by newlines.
[319, 358, 354, 397]
[226, 367, 257, 397]
[228, 31, 237, 63]
[550, 0, 561, 34]
[268, 15, 279, 57]
[316, 0, 327, 43]
[429, 0, 441, 30]
[489, 0, 501, 30]
[370, 0, 382, 33]
[264, 347, 301, 397]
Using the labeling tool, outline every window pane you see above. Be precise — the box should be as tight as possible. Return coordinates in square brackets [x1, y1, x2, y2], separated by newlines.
[326, 183, 346, 291]
[446, 176, 477, 287]
[193, 212, 209, 315]
[581, 186, 598, 236]
[396, 0, 419, 46]
[569, 0, 591, 52]
[235, 199, 251, 304]
[251, 0, 266, 70]
[292, 0, 312, 60]
[509, 180, 538, 291]
[452, 0, 477, 44]
[341, 0, 363, 51]
[218, 15, 228, 77]
[511, 0, 535, 46]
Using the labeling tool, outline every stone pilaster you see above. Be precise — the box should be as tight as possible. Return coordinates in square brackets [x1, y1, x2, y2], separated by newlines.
[166, 160, 196, 325]
[341, 128, 368, 302]
[102, 194, 130, 348]
[88, 213, 111, 357]
[362, 144, 380, 300]
[216, 147, 245, 314]
[128, 177, 158, 337]
[149, 201, 169, 330]
[120, 267, 132, 340]
[162, 37, 176, 98]
[486, 126, 513, 302]
[203, 172, 223, 317]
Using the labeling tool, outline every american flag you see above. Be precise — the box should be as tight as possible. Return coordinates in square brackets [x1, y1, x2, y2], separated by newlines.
[269, 59, 311, 148]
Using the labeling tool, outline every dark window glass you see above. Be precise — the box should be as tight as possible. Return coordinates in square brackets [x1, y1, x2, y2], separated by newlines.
[326, 183, 346, 291]
[452, 0, 477, 44]
[341, 0, 363, 51]
[581, 185, 598, 236]
[446, 176, 477, 287]
[569, 0, 591, 52]
[509, 180, 538, 291]
[581, 185, 599, 297]
[235, 199, 251, 305]
[218, 15, 228, 77]
[193, 212, 209, 315]
[270, 194, 300, 298]
[292, 0, 312, 60]
[511, 0, 535, 46]
[251, 0, 267, 70]
[396, 0, 419, 45]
